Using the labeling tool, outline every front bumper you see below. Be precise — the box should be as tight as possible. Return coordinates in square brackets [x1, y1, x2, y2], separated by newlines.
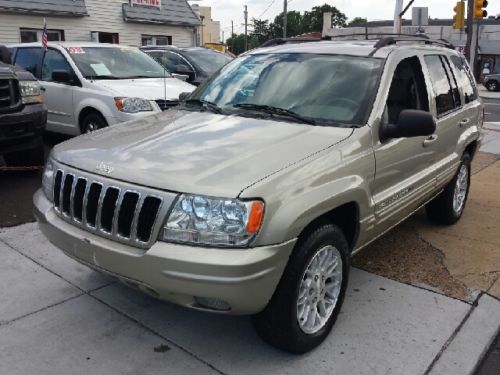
[0, 103, 47, 153]
[33, 189, 295, 315]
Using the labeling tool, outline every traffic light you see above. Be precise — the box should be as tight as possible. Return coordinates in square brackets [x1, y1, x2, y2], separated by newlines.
[473, 0, 488, 19]
[453, 1, 465, 29]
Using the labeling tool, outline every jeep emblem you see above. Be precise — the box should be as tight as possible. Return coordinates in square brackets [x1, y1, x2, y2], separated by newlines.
[95, 162, 114, 175]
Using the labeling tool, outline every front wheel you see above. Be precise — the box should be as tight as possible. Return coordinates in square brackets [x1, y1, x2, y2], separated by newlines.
[252, 224, 350, 354]
[426, 153, 471, 225]
[81, 111, 107, 134]
[486, 80, 498, 92]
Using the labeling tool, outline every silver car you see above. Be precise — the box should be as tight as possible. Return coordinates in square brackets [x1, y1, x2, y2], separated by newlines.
[34, 37, 483, 353]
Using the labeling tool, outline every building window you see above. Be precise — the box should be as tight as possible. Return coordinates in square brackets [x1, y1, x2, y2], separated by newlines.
[90, 32, 119, 44]
[20, 28, 64, 43]
[141, 35, 172, 46]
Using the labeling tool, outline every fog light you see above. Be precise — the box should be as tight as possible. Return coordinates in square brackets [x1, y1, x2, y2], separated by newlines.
[194, 297, 231, 311]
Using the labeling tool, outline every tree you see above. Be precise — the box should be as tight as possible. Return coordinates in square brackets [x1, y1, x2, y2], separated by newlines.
[251, 18, 271, 44]
[302, 4, 347, 32]
[270, 10, 304, 38]
[347, 17, 367, 27]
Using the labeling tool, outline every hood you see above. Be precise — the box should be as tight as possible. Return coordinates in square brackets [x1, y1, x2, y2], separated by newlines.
[53, 111, 353, 198]
[95, 77, 195, 101]
[0, 62, 35, 80]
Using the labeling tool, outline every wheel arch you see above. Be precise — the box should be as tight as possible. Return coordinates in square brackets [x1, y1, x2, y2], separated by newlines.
[78, 107, 107, 133]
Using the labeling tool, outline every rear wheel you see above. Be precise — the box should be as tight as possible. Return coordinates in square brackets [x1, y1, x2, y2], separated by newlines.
[426, 153, 471, 225]
[4, 140, 45, 167]
[252, 224, 350, 354]
[81, 111, 107, 134]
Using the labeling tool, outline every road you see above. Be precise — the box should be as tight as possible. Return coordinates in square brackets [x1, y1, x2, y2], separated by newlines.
[483, 97, 500, 122]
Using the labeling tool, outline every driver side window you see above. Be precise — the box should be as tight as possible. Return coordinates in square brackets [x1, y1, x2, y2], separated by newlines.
[385, 56, 429, 124]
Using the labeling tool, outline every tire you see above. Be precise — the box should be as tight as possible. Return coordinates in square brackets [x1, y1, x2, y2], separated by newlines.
[4, 141, 45, 167]
[486, 80, 498, 92]
[252, 223, 350, 354]
[426, 153, 471, 225]
[80, 111, 107, 134]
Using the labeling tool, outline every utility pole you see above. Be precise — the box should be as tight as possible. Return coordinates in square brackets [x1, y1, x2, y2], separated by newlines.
[283, 0, 288, 38]
[244, 5, 248, 51]
[231, 20, 234, 37]
[465, 0, 474, 63]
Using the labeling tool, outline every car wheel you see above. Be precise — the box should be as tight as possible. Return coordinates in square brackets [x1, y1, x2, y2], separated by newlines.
[252, 223, 350, 354]
[4, 140, 45, 167]
[486, 81, 498, 92]
[426, 153, 471, 225]
[81, 111, 107, 134]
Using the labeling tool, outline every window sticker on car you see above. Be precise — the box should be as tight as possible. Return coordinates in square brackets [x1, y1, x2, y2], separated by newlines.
[90, 63, 111, 76]
[67, 47, 85, 54]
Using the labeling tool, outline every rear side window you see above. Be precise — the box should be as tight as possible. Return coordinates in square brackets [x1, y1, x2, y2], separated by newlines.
[424, 55, 459, 116]
[14, 48, 41, 76]
[450, 55, 478, 104]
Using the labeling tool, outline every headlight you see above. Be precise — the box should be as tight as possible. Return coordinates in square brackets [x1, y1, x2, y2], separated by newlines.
[162, 194, 265, 247]
[42, 158, 55, 202]
[19, 81, 43, 104]
[115, 97, 153, 113]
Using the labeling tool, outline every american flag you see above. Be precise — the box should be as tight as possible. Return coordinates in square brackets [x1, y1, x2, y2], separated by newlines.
[42, 18, 48, 50]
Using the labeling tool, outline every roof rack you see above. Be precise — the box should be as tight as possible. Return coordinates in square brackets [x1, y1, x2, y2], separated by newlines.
[260, 38, 322, 47]
[323, 33, 430, 40]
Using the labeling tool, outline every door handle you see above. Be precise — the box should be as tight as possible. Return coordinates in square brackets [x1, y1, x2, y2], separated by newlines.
[423, 134, 438, 147]
[459, 118, 470, 127]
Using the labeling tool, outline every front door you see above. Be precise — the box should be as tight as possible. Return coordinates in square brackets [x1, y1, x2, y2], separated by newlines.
[40, 48, 76, 134]
[371, 55, 439, 233]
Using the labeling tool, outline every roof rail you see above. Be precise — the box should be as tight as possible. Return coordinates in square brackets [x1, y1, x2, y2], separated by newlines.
[372, 36, 454, 49]
[260, 37, 322, 47]
[324, 33, 430, 40]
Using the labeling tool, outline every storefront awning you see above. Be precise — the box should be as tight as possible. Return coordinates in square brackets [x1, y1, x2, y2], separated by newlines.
[0, 0, 87, 16]
[123, 0, 200, 27]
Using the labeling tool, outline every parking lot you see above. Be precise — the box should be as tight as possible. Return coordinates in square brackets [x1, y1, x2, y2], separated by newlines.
[1, 97, 500, 374]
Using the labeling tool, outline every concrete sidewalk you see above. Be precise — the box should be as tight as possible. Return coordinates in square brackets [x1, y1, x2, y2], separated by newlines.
[1, 223, 499, 375]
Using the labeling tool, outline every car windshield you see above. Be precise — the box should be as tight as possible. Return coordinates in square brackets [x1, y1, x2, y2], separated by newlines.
[191, 53, 383, 126]
[67, 46, 170, 80]
[183, 49, 232, 74]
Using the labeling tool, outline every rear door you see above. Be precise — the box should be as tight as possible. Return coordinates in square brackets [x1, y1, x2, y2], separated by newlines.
[422, 54, 470, 189]
[40, 48, 76, 133]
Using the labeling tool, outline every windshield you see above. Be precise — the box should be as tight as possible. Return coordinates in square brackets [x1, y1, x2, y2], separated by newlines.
[192, 53, 383, 126]
[67, 46, 170, 80]
[183, 49, 232, 74]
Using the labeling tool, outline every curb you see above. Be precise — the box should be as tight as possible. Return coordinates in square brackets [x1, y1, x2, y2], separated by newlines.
[427, 294, 500, 375]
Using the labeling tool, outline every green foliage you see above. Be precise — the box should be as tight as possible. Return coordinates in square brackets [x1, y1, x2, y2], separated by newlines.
[226, 3, 348, 55]
[347, 17, 367, 27]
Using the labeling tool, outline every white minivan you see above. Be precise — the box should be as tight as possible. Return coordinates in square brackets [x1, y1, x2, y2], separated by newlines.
[8, 42, 195, 134]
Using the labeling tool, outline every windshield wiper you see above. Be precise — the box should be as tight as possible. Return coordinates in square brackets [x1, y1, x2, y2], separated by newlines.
[122, 75, 165, 79]
[183, 99, 224, 114]
[85, 75, 121, 80]
[233, 103, 316, 125]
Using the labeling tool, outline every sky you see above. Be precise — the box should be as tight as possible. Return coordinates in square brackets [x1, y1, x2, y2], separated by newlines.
[195, 0, 500, 39]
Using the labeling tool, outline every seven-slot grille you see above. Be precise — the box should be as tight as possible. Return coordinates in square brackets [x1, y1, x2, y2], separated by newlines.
[53, 169, 163, 247]
[0, 79, 19, 112]
[155, 99, 179, 111]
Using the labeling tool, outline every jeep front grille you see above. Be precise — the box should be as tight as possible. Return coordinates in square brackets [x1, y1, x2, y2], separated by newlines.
[53, 168, 170, 248]
[0, 79, 20, 113]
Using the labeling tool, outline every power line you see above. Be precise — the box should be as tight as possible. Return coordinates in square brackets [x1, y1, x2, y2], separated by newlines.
[258, 0, 276, 19]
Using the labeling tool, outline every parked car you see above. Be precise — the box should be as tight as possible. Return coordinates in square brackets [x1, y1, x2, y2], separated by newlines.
[141, 46, 232, 86]
[34, 37, 482, 354]
[0, 45, 47, 166]
[7, 42, 195, 135]
[483, 73, 500, 91]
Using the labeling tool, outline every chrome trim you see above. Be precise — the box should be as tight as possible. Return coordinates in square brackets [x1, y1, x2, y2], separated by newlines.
[50, 163, 175, 249]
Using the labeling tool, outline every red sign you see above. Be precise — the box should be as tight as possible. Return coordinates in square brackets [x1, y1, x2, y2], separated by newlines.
[130, 0, 161, 9]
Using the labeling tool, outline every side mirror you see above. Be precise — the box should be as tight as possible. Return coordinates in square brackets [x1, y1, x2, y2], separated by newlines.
[380, 109, 436, 140]
[52, 70, 72, 84]
[173, 64, 195, 81]
[0, 46, 12, 64]
[179, 92, 191, 102]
